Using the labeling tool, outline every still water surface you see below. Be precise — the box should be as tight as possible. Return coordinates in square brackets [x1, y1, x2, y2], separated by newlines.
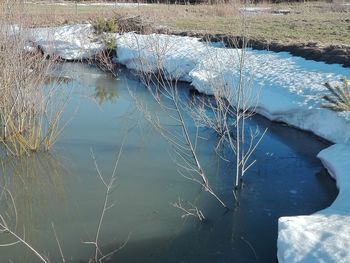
[0, 64, 338, 263]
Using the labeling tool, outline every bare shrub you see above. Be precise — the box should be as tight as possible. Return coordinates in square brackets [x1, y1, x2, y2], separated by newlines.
[0, 146, 129, 263]
[112, 14, 153, 34]
[127, 34, 228, 209]
[85, 138, 130, 263]
[191, 40, 267, 197]
[188, 10, 267, 203]
[172, 198, 205, 221]
[0, 1, 70, 156]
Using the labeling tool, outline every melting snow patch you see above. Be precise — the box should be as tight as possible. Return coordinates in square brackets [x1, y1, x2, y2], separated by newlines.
[28, 24, 103, 60]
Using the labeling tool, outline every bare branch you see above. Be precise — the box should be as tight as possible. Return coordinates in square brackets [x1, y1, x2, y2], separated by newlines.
[51, 222, 65, 263]
[172, 198, 205, 222]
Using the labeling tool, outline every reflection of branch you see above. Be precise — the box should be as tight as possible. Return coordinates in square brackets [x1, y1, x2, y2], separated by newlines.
[0, 186, 49, 263]
[0, 153, 67, 236]
[241, 236, 258, 261]
[51, 222, 65, 263]
[95, 85, 118, 105]
[172, 198, 205, 222]
[98, 232, 131, 263]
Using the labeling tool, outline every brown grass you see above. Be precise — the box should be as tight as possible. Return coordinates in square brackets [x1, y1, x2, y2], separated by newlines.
[0, 1, 70, 157]
[21, 1, 350, 45]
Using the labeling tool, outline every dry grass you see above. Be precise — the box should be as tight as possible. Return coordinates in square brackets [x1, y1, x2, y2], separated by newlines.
[21, 1, 350, 45]
[0, 1, 71, 157]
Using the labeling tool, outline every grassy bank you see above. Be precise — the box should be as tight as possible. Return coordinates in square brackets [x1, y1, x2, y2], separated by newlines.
[24, 1, 350, 46]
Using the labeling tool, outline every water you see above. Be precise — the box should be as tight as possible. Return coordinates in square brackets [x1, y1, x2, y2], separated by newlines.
[0, 63, 338, 263]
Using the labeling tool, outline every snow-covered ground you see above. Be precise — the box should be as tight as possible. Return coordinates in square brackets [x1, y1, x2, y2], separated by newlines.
[27, 24, 350, 262]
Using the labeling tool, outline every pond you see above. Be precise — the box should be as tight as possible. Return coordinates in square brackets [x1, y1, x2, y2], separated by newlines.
[0, 63, 338, 263]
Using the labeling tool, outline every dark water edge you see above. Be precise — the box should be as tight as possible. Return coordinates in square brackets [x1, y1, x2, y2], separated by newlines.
[0, 63, 338, 263]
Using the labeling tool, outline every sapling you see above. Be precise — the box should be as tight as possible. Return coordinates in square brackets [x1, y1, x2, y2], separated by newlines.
[322, 77, 350, 112]
[189, 12, 267, 203]
[128, 33, 228, 209]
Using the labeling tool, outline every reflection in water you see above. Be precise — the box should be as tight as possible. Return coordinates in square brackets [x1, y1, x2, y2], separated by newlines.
[94, 75, 119, 105]
[44, 75, 72, 85]
[51, 63, 120, 106]
[0, 65, 339, 263]
[0, 154, 67, 243]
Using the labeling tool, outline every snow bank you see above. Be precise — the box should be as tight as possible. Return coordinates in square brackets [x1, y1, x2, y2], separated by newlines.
[188, 48, 350, 144]
[29, 25, 350, 262]
[28, 24, 103, 60]
[278, 144, 350, 263]
[117, 33, 208, 82]
[119, 32, 350, 143]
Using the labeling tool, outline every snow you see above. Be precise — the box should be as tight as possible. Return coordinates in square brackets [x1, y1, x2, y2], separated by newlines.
[189, 48, 350, 143]
[116, 32, 350, 143]
[116, 33, 209, 82]
[240, 7, 272, 13]
[28, 24, 103, 60]
[27, 24, 350, 262]
[240, 7, 290, 15]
